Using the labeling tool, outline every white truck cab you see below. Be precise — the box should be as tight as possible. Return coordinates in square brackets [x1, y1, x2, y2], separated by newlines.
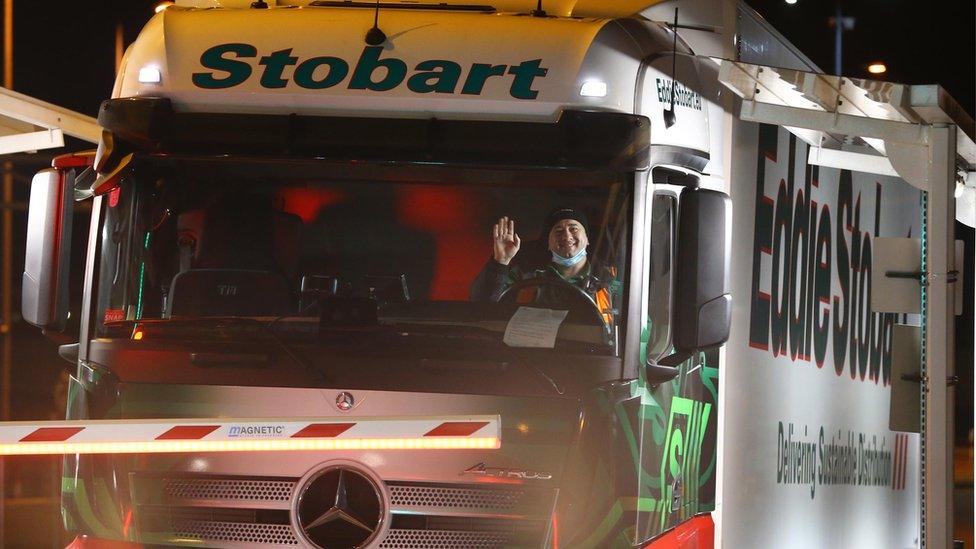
[24, 3, 732, 548]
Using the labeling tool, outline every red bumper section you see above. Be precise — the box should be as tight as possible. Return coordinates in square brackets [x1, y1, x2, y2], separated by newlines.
[643, 515, 714, 549]
[66, 537, 144, 549]
[67, 515, 713, 549]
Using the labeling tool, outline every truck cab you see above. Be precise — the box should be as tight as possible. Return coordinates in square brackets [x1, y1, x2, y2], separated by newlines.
[25, 3, 731, 548]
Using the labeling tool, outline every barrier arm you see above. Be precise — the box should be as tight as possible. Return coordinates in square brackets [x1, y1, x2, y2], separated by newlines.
[0, 415, 502, 455]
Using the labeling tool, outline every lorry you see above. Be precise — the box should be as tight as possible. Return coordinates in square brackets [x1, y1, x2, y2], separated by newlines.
[17, 0, 974, 548]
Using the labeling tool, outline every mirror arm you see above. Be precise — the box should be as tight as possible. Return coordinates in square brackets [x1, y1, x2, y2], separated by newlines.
[657, 349, 692, 368]
[57, 342, 80, 365]
[645, 360, 681, 384]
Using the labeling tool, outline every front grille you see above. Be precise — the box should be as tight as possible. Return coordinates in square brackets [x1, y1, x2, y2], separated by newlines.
[389, 484, 524, 511]
[379, 529, 512, 548]
[132, 474, 555, 548]
[386, 481, 553, 519]
[171, 519, 300, 546]
[165, 478, 296, 503]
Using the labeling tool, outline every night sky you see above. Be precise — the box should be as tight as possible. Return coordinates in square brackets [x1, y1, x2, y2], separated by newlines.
[748, 0, 975, 117]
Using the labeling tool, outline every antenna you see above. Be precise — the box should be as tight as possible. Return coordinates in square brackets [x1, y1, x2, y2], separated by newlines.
[663, 7, 678, 129]
[365, 0, 387, 46]
[531, 0, 546, 17]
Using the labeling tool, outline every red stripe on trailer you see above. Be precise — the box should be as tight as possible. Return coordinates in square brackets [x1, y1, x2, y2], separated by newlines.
[291, 423, 355, 438]
[899, 434, 909, 490]
[898, 434, 906, 490]
[901, 434, 907, 490]
[20, 427, 84, 442]
[891, 434, 901, 489]
[424, 421, 489, 437]
[895, 435, 905, 490]
[155, 425, 219, 440]
[895, 435, 902, 490]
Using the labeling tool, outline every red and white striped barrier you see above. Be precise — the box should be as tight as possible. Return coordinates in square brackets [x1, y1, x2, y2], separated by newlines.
[0, 415, 500, 455]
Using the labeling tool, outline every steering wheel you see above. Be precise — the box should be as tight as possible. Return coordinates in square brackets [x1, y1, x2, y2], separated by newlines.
[497, 277, 610, 330]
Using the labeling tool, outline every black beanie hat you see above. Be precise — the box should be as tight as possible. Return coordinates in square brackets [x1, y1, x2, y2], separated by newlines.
[544, 207, 589, 238]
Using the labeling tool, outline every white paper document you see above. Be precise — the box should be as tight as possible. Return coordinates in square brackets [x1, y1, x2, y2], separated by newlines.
[503, 307, 569, 348]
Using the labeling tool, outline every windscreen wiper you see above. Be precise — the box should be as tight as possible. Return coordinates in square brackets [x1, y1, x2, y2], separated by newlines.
[260, 316, 328, 383]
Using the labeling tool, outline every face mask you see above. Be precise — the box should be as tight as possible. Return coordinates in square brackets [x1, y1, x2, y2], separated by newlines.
[551, 247, 587, 267]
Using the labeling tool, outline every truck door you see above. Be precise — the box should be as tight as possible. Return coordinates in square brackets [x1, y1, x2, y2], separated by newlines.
[634, 169, 720, 545]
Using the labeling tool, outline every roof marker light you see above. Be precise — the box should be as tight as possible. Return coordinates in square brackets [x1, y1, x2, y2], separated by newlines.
[580, 80, 608, 98]
[138, 67, 162, 84]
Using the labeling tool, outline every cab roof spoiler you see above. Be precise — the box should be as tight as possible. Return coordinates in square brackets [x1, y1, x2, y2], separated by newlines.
[96, 98, 650, 171]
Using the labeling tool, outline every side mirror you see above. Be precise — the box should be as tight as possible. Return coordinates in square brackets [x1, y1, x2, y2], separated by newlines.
[672, 187, 731, 355]
[22, 169, 73, 330]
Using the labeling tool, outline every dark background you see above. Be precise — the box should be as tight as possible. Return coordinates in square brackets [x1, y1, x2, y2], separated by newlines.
[748, 0, 974, 116]
[0, 0, 971, 546]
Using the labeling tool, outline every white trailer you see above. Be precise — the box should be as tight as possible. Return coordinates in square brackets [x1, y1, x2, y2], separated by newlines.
[646, 1, 974, 547]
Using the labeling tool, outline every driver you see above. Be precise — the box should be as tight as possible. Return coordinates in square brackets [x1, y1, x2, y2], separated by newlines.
[470, 207, 614, 322]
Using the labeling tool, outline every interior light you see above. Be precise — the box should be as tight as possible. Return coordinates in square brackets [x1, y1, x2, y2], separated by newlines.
[955, 181, 965, 199]
[784, 0, 797, 4]
[867, 63, 887, 75]
[154, 2, 175, 13]
[580, 80, 608, 98]
[138, 67, 162, 84]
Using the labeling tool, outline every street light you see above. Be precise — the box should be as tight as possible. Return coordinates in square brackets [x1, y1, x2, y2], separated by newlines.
[867, 62, 887, 75]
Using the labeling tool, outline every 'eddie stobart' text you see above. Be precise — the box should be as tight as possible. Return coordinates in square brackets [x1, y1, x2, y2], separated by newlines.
[748, 125, 899, 385]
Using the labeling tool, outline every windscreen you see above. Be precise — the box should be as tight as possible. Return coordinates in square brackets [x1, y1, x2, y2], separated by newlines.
[94, 158, 632, 357]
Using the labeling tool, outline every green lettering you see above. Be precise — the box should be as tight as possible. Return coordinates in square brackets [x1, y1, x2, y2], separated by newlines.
[192, 43, 256, 89]
[294, 56, 349, 89]
[259, 48, 298, 88]
[508, 59, 548, 100]
[460, 63, 506, 95]
[349, 46, 407, 92]
[407, 60, 462, 94]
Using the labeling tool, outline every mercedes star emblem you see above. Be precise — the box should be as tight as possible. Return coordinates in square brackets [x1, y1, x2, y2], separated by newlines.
[294, 464, 384, 549]
[336, 391, 355, 411]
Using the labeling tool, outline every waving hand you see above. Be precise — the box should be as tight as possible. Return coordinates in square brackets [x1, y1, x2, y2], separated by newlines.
[492, 216, 521, 265]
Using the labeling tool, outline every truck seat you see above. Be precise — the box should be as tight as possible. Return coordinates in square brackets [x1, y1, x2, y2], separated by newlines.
[166, 269, 293, 317]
